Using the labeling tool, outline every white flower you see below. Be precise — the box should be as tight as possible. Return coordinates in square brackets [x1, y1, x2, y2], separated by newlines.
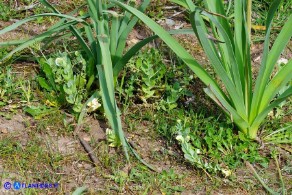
[277, 58, 288, 65]
[55, 57, 65, 67]
[176, 135, 184, 142]
[268, 110, 274, 118]
[87, 98, 101, 112]
[106, 128, 113, 136]
[222, 169, 232, 177]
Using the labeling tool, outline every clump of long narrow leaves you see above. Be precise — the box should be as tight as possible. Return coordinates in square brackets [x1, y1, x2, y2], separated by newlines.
[113, 0, 292, 139]
[0, 0, 159, 165]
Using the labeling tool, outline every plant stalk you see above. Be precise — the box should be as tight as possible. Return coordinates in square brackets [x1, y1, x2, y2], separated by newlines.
[247, 0, 252, 41]
[274, 154, 286, 194]
[245, 161, 277, 194]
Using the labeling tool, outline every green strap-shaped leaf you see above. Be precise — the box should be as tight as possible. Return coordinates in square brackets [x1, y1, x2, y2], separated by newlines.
[118, 0, 150, 37]
[234, 0, 244, 77]
[204, 0, 233, 43]
[39, 0, 94, 60]
[191, 9, 247, 120]
[110, 14, 120, 62]
[0, 39, 28, 46]
[86, 0, 99, 22]
[97, 34, 129, 161]
[259, 60, 292, 112]
[250, 86, 292, 133]
[115, 0, 151, 65]
[199, 10, 243, 104]
[0, 13, 84, 36]
[185, 0, 196, 11]
[1, 20, 78, 62]
[250, 0, 284, 120]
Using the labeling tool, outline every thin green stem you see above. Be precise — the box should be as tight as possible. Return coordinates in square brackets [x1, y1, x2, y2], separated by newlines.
[274, 154, 286, 195]
[245, 161, 277, 195]
[247, 0, 252, 41]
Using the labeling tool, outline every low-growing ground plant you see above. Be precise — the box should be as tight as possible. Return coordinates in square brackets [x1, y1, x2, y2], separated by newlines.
[37, 51, 88, 113]
[0, 1, 15, 21]
[119, 48, 168, 104]
[174, 111, 269, 175]
[151, 106, 270, 175]
[0, 66, 16, 105]
[118, 47, 194, 112]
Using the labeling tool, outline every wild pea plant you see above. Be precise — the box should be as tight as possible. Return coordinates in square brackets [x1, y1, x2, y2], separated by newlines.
[37, 52, 87, 112]
[119, 48, 193, 111]
[123, 48, 167, 103]
[114, 0, 292, 140]
[137, 49, 166, 102]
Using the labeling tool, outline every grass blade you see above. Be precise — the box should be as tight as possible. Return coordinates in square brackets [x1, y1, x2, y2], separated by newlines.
[0, 20, 78, 62]
[0, 13, 85, 36]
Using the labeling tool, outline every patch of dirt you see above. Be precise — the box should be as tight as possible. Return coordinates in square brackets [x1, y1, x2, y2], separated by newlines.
[0, 114, 29, 146]
[0, 114, 25, 133]
[0, 21, 45, 42]
[83, 117, 106, 142]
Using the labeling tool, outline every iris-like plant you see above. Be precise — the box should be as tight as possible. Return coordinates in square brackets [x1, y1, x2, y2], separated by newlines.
[0, 0, 157, 160]
[114, 0, 292, 140]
